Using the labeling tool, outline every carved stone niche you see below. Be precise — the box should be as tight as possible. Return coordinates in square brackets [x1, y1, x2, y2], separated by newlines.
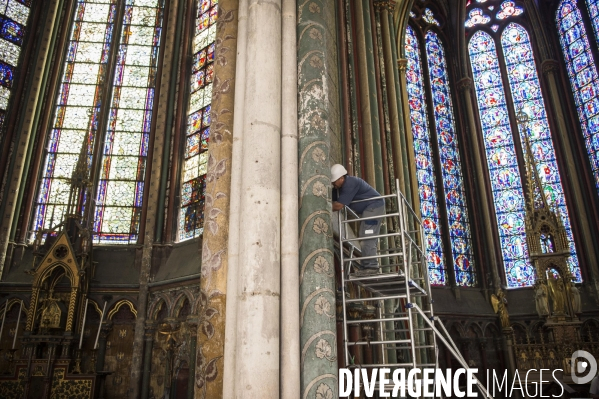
[26, 232, 83, 336]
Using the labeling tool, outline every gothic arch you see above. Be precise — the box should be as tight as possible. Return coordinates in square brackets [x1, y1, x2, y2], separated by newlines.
[107, 299, 138, 321]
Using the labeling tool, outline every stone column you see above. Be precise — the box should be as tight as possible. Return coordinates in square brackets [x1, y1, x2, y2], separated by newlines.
[129, 0, 180, 396]
[140, 323, 155, 399]
[457, 77, 502, 290]
[195, 0, 238, 397]
[541, 60, 599, 294]
[503, 330, 518, 389]
[164, 336, 175, 399]
[222, 0, 246, 395]
[297, 0, 340, 398]
[232, 0, 282, 397]
[186, 317, 198, 399]
[0, 0, 60, 276]
[389, 26, 413, 201]
[353, 0, 376, 185]
[379, 2, 405, 193]
[281, 0, 300, 396]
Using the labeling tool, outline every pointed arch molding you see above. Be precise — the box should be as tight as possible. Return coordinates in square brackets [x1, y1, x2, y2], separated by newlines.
[107, 299, 138, 320]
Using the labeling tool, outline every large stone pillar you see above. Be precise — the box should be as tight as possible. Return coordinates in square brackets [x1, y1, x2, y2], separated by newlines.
[280, 0, 300, 396]
[195, 0, 239, 397]
[222, 0, 247, 396]
[232, 0, 282, 397]
[297, 0, 340, 398]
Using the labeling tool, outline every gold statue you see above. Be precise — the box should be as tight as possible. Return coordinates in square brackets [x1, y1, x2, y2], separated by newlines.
[39, 290, 62, 329]
[547, 271, 566, 315]
[491, 289, 510, 329]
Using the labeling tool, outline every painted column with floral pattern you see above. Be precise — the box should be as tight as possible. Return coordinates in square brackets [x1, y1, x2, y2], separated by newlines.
[298, 1, 341, 398]
[195, 1, 238, 398]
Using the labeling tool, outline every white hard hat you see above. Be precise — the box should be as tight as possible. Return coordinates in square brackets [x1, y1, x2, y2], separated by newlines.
[331, 164, 348, 182]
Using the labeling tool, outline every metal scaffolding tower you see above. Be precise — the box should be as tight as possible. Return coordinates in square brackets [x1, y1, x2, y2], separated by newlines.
[337, 180, 493, 398]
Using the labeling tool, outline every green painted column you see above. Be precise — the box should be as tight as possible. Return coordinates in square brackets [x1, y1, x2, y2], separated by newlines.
[297, 0, 340, 397]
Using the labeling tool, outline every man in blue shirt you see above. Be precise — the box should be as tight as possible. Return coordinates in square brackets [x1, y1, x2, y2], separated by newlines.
[331, 164, 385, 275]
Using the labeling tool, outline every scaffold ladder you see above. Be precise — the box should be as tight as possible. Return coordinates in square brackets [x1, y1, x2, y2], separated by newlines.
[337, 179, 493, 398]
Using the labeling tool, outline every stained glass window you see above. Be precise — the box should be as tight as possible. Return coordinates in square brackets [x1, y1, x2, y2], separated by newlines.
[423, 9, 440, 26]
[94, 0, 164, 244]
[501, 23, 580, 282]
[0, 0, 31, 131]
[557, 0, 599, 192]
[406, 26, 447, 286]
[586, 0, 599, 46]
[425, 30, 476, 287]
[33, 0, 164, 244]
[34, 0, 118, 233]
[468, 16, 582, 287]
[468, 30, 532, 287]
[465, 9, 491, 27]
[178, 0, 217, 241]
[496, 1, 523, 20]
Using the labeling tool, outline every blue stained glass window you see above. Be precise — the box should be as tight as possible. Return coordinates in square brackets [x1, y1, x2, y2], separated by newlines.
[405, 26, 447, 286]
[556, 0, 599, 192]
[468, 30, 533, 287]
[178, 0, 218, 241]
[0, 0, 31, 130]
[94, 0, 164, 244]
[425, 31, 477, 287]
[501, 23, 581, 282]
[586, 0, 599, 46]
[423, 8, 440, 26]
[34, 0, 118, 234]
[465, 8, 491, 27]
[496, 1, 523, 20]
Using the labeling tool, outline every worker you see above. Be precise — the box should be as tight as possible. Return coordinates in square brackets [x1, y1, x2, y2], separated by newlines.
[331, 164, 385, 275]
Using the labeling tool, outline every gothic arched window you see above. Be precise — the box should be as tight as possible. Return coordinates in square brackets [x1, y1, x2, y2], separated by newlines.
[556, 0, 599, 192]
[466, 0, 581, 287]
[33, 0, 164, 244]
[406, 6, 477, 287]
[177, 0, 217, 241]
[0, 0, 32, 132]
